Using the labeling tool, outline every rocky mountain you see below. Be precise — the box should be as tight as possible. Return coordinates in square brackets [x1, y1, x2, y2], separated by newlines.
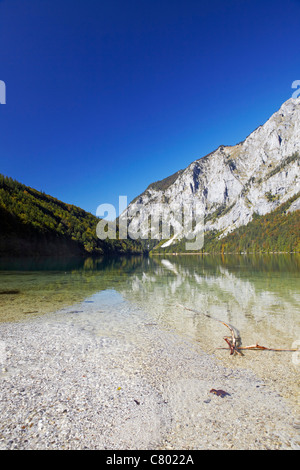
[121, 97, 300, 250]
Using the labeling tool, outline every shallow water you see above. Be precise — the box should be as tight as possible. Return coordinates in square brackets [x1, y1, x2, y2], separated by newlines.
[0, 254, 299, 408]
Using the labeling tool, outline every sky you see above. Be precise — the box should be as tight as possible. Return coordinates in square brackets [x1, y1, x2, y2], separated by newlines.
[0, 0, 300, 216]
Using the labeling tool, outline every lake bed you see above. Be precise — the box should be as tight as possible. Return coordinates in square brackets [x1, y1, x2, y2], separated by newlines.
[0, 254, 299, 449]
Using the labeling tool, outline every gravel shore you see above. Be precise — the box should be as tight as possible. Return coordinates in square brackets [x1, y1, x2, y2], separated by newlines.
[0, 300, 299, 450]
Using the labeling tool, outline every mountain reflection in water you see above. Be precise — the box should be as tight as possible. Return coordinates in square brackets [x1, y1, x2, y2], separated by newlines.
[0, 254, 299, 353]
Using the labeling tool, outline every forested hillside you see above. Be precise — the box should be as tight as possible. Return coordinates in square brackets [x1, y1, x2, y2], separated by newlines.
[0, 174, 144, 257]
[152, 193, 300, 254]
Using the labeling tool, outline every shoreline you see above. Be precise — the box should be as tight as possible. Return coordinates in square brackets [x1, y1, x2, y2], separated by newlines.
[0, 301, 299, 450]
[150, 251, 300, 255]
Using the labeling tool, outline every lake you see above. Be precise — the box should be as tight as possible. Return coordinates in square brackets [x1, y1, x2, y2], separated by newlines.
[0, 253, 299, 408]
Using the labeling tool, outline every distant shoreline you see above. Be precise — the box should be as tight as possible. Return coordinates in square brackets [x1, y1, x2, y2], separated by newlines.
[150, 251, 300, 255]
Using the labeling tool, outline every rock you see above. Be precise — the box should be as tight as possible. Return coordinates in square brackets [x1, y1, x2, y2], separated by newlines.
[121, 97, 300, 244]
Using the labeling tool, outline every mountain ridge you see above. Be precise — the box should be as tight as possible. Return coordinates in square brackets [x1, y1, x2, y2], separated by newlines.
[122, 97, 300, 251]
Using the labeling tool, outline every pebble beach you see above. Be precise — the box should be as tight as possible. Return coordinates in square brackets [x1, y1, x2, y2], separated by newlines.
[0, 297, 299, 450]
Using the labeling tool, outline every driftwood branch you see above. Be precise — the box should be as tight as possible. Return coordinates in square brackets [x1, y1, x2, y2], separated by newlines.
[217, 343, 297, 352]
[178, 304, 298, 356]
[178, 304, 242, 355]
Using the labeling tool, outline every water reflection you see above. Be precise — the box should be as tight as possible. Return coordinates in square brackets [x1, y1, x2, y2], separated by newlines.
[0, 254, 299, 349]
[121, 255, 300, 352]
[0, 255, 146, 321]
[116, 254, 299, 407]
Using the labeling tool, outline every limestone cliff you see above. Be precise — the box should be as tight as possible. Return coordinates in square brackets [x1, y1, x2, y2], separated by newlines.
[122, 97, 300, 246]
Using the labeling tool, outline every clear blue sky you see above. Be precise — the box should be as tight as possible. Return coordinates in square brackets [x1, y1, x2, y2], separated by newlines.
[0, 0, 300, 215]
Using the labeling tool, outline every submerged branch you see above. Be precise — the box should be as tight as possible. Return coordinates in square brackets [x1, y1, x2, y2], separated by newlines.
[178, 304, 298, 356]
[218, 343, 298, 352]
[178, 304, 242, 355]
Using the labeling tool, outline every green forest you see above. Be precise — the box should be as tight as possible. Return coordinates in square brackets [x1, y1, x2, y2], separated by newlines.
[0, 174, 144, 257]
[151, 192, 300, 254]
